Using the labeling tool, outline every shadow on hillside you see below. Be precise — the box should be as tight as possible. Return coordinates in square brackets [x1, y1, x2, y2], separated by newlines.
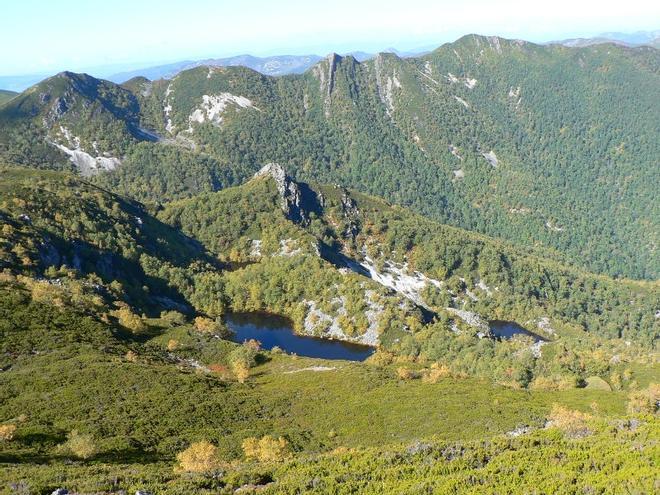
[0, 448, 165, 465]
[39, 231, 198, 317]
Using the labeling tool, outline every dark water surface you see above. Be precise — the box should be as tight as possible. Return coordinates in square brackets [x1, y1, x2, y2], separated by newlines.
[226, 312, 374, 361]
[489, 320, 545, 342]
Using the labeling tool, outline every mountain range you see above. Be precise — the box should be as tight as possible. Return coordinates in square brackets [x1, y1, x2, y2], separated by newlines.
[549, 29, 660, 48]
[107, 54, 326, 83]
[0, 31, 658, 493]
[2, 34, 658, 280]
[3, 29, 655, 93]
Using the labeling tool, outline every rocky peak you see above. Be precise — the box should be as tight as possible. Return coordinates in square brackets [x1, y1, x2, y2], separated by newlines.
[254, 163, 321, 224]
[339, 189, 360, 240]
[254, 162, 289, 191]
[340, 190, 360, 218]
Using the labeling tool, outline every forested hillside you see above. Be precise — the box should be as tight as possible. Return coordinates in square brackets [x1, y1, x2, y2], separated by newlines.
[125, 36, 660, 280]
[0, 72, 152, 174]
[0, 164, 657, 494]
[0, 36, 657, 279]
[0, 89, 17, 106]
[3, 164, 655, 374]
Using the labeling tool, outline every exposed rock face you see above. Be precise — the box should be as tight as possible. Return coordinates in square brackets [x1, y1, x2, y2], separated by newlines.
[445, 308, 491, 336]
[340, 191, 360, 218]
[340, 190, 360, 239]
[47, 124, 123, 177]
[38, 241, 61, 267]
[374, 54, 402, 118]
[50, 141, 121, 176]
[536, 316, 556, 335]
[188, 93, 258, 130]
[312, 53, 344, 117]
[482, 150, 499, 167]
[302, 293, 381, 347]
[254, 163, 320, 224]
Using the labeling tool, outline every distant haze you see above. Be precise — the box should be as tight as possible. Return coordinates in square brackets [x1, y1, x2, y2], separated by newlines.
[1, 0, 658, 77]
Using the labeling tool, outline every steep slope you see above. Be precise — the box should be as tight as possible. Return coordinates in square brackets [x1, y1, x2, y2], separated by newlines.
[0, 167, 209, 313]
[0, 165, 419, 346]
[3, 163, 656, 356]
[0, 72, 155, 174]
[119, 38, 659, 279]
[2, 38, 658, 279]
[159, 164, 659, 352]
[0, 89, 17, 106]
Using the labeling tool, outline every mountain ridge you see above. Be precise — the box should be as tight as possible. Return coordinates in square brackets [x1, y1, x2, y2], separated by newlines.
[1, 34, 658, 280]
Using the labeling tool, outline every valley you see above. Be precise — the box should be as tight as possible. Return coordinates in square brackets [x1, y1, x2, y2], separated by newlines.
[1, 36, 658, 279]
[0, 162, 657, 492]
[0, 24, 657, 494]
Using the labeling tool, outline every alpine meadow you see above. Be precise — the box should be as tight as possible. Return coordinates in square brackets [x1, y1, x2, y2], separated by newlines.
[0, 2, 658, 494]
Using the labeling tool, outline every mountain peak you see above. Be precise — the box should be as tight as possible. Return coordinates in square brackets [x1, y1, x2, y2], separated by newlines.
[254, 162, 288, 183]
[325, 52, 343, 63]
[451, 34, 533, 53]
[254, 163, 320, 224]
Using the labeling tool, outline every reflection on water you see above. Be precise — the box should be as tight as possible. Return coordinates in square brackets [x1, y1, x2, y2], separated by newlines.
[226, 312, 374, 361]
[489, 320, 545, 342]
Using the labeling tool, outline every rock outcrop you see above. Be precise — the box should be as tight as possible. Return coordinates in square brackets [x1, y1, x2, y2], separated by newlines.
[253, 163, 321, 224]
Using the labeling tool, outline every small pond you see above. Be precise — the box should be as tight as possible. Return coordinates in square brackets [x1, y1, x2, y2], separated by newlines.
[226, 312, 374, 362]
[489, 320, 545, 342]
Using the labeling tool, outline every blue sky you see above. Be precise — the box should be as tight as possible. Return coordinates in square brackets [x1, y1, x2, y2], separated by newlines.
[1, 0, 658, 76]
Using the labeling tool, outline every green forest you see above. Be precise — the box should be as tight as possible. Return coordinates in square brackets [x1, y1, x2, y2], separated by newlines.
[1, 36, 658, 279]
[0, 34, 658, 494]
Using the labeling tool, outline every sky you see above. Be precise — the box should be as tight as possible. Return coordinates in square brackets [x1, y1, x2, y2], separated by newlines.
[1, 0, 658, 76]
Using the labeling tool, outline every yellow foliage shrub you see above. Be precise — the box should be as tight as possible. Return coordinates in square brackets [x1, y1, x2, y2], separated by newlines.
[0, 424, 17, 441]
[396, 367, 420, 380]
[232, 361, 250, 384]
[422, 363, 451, 383]
[547, 404, 592, 438]
[125, 350, 138, 363]
[242, 435, 290, 462]
[194, 316, 226, 335]
[627, 383, 659, 414]
[243, 339, 261, 352]
[367, 350, 395, 366]
[115, 307, 146, 333]
[176, 441, 222, 473]
[530, 375, 578, 390]
[64, 430, 96, 459]
[29, 280, 68, 306]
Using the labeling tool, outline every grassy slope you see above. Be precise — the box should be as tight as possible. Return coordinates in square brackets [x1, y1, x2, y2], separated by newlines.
[0, 168, 657, 492]
[0, 226, 657, 494]
[0, 90, 17, 106]
[1, 346, 656, 493]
